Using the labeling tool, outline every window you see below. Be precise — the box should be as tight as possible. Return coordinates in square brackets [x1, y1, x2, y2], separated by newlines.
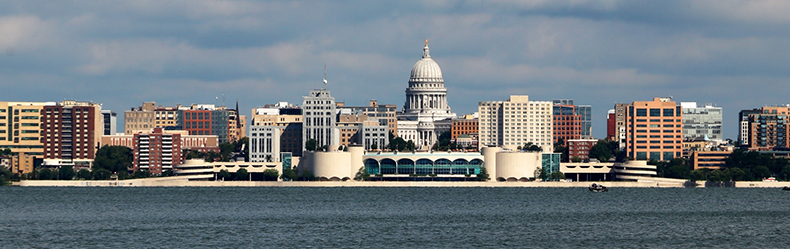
[636, 108, 646, 117]
[663, 108, 674, 117]
[650, 109, 661, 117]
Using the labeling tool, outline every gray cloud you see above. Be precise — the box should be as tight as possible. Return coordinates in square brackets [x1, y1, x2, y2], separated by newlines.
[1, 0, 789, 139]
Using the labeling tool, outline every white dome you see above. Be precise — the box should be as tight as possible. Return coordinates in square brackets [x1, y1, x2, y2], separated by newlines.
[409, 45, 443, 83]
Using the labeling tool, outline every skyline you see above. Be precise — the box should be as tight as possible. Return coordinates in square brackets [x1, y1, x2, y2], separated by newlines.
[2, 1, 790, 139]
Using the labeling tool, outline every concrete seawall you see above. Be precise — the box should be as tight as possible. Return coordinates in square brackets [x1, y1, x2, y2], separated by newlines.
[16, 177, 789, 188]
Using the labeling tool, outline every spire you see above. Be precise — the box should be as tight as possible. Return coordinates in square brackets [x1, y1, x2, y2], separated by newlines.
[422, 39, 430, 58]
[323, 63, 328, 89]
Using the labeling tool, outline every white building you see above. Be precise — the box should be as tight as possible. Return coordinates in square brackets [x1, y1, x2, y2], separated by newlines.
[681, 102, 723, 141]
[303, 88, 337, 150]
[478, 95, 554, 152]
[396, 40, 456, 150]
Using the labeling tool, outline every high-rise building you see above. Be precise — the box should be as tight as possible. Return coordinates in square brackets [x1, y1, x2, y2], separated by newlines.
[101, 110, 117, 135]
[303, 88, 337, 150]
[606, 109, 616, 141]
[250, 103, 302, 156]
[0, 101, 50, 173]
[478, 95, 553, 151]
[396, 40, 456, 150]
[613, 103, 629, 149]
[552, 99, 592, 139]
[133, 128, 182, 174]
[740, 105, 790, 150]
[738, 108, 762, 146]
[176, 106, 230, 144]
[552, 103, 582, 146]
[624, 97, 682, 161]
[680, 102, 722, 141]
[337, 100, 398, 136]
[42, 101, 103, 160]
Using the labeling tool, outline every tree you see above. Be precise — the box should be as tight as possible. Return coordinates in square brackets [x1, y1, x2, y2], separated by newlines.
[39, 168, 54, 180]
[93, 146, 133, 174]
[262, 169, 278, 181]
[237, 168, 250, 181]
[58, 165, 75, 180]
[406, 140, 416, 152]
[305, 139, 318, 151]
[92, 169, 112, 180]
[476, 166, 490, 181]
[522, 142, 542, 152]
[570, 157, 583, 163]
[371, 141, 379, 151]
[780, 166, 790, 181]
[297, 169, 315, 181]
[161, 169, 174, 177]
[589, 140, 613, 162]
[281, 167, 297, 181]
[354, 167, 370, 181]
[218, 169, 231, 181]
[133, 170, 151, 179]
[219, 142, 235, 162]
[76, 169, 91, 180]
[548, 172, 565, 181]
[536, 167, 547, 180]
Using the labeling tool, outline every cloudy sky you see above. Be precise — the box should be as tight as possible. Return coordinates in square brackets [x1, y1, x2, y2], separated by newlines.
[1, 0, 789, 139]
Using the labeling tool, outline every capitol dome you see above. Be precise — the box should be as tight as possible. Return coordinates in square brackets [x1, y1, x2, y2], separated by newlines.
[409, 42, 443, 83]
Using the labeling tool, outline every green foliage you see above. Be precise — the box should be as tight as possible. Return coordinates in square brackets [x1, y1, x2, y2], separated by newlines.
[521, 142, 542, 152]
[724, 149, 789, 181]
[536, 167, 547, 180]
[406, 140, 416, 152]
[305, 139, 317, 151]
[589, 140, 613, 162]
[218, 169, 231, 181]
[237, 168, 250, 180]
[281, 167, 297, 181]
[354, 167, 370, 181]
[570, 157, 582, 163]
[92, 169, 112, 180]
[236, 136, 250, 162]
[655, 158, 690, 179]
[76, 169, 91, 180]
[39, 168, 55, 180]
[93, 146, 133, 174]
[161, 169, 174, 177]
[1, 148, 12, 156]
[476, 166, 490, 181]
[431, 132, 452, 151]
[219, 143, 235, 162]
[133, 170, 151, 179]
[548, 172, 565, 181]
[262, 169, 278, 181]
[297, 169, 315, 181]
[0, 166, 13, 186]
[388, 136, 408, 152]
[58, 165, 75, 180]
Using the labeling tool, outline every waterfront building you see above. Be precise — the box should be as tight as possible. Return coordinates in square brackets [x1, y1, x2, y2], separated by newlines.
[553, 99, 592, 139]
[177, 106, 230, 143]
[250, 103, 303, 156]
[42, 101, 103, 160]
[552, 102, 582, 145]
[302, 88, 337, 150]
[396, 40, 456, 150]
[680, 102, 722, 141]
[133, 128, 182, 174]
[124, 102, 156, 134]
[624, 97, 683, 161]
[606, 109, 616, 141]
[740, 105, 790, 150]
[567, 139, 598, 161]
[738, 108, 762, 146]
[451, 114, 478, 141]
[101, 131, 218, 153]
[101, 110, 117, 136]
[227, 106, 247, 143]
[613, 103, 629, 149]
[0, 101, 50, 173]
[689, 150, 731, 170]
[338, 100, 398, 136]
[478, 95, 554, 152]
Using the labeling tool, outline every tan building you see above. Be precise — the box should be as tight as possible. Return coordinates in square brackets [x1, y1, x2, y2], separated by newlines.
[101, 131, 219, 152]
[742, 106, 790, 150]
[124, 102, 156, 135]
[337, 100, 398, 136]
[0, 101, 49, 159]
[625, 97, 682, 161]
[227, 108, 247, 143]
[689, 151, 731, 170]
[478, 95, 554, 151]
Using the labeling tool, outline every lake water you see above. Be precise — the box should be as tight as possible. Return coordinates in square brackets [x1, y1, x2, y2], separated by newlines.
[1, 187, 790, 248]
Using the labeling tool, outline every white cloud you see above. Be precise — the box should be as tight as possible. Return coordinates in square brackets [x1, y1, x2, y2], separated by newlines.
[0, 15, 56, 53]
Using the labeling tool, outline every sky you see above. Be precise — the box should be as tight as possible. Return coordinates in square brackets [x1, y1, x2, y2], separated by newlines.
[2, 0, 790, 139]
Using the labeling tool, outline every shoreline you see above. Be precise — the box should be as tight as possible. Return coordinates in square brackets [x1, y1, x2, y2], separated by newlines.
[13, 177, 790, 188]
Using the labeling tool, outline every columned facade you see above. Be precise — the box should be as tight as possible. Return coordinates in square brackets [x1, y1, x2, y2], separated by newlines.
[397, 40, 456, 150]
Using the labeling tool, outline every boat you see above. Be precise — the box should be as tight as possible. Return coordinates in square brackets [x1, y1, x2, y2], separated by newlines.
[782, 186, 790, 191]
[589, 183, 608, 192]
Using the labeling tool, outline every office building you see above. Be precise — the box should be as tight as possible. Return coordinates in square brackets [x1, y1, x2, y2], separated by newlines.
[302, 88, 337, 150]
[0, 101, 50, 173]
[740, 105, 790, 150]
[101, 110, 117, 136]
[42, 101, 103, 160]
[680, 102, 722, 141]
[133, 128, 182, 174]
[624, 97, 682, 161]
[478, 95, 554, 151]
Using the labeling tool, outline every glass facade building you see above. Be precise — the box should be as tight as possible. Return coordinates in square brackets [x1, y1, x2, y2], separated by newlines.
[680, 102, 722, 141]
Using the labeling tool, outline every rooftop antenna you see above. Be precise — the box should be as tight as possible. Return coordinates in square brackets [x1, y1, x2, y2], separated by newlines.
[323, 63, 328, 90]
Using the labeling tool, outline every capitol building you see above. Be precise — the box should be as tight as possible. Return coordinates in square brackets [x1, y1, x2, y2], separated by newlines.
[396, 40, 456, 150]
